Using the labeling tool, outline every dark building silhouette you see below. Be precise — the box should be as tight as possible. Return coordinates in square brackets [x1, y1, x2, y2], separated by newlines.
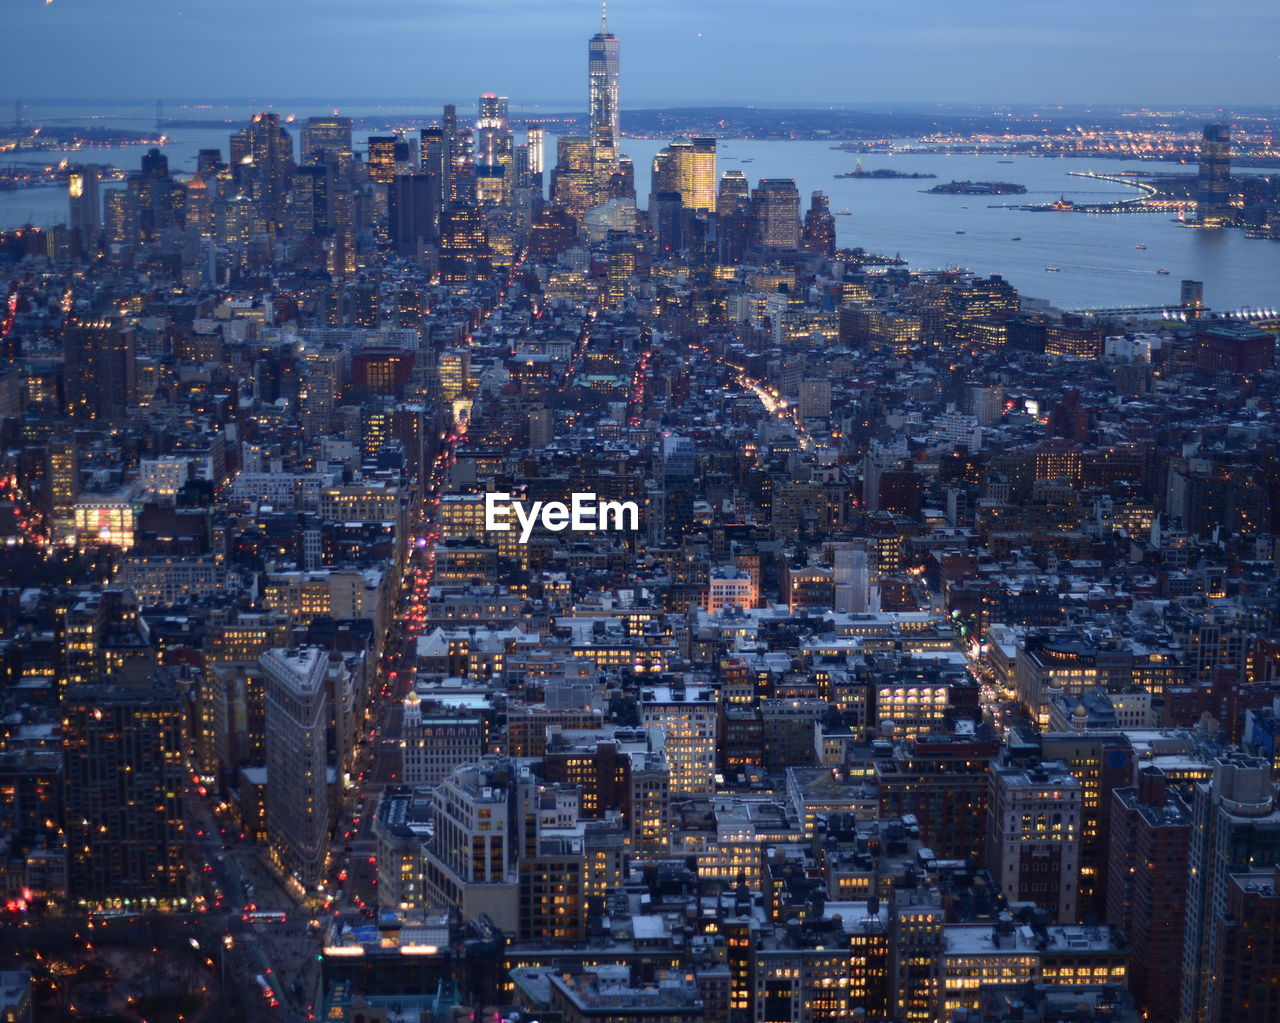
[62, 666, 187, 906]
[802, 190, 837, 257]
[64, 316, 136, 422]
[389, 172, 438, 256]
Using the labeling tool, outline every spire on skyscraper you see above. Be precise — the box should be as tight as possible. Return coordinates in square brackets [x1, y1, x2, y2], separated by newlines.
[602, 0, 607, 33]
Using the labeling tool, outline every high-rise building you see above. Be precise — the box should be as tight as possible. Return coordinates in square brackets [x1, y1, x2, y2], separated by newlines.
[439, 204, 491, 283]
[389, 173, 437, 256]
[1039, 732, 1135, 920]
[104, 186, 139, 248]
[1179, 755, 1280, 1023]
[877, 735, 999, 861]
[423, 757, 523, 933]
[650, 137, 716, 212]
[987, 757, 1082, 923]
[291, 163, 331, 236]
[44, 437, 79, 525]
[326, 183, 357, 279]
[1108, 767, 1190, 1023]
[400, 694, 485, 787]
[751, 178, 802, 249]
[717, 170, 752, 263]
[475, 95, 513, 204]
[1212, 866, 1280, 1022]
[717, 169, 750, 215]
[660, 433, 696, 538]
[262, 647, 332, 891]
[301, 115, 353, 161]
[185, 169, 214, 238]
[441, 104, 461, 205]
[802, 189, 836, 256]
[640, 684, 717, 795]
[525, 125, 544, 176]
[230, 112, 295, 231]
[64, 316, 137, 422]
[62, 664, 187, 907]
[551, 135, 597, 220]
[68, 164, 101, 242]
[605, 243, 635, 307]
[587, 5, 620, 157]
[1180, 278, 1205, 315]
[890, 892, 944, 1023]
[368, 135, 408, 185]
[1197, 123, 1232, 227]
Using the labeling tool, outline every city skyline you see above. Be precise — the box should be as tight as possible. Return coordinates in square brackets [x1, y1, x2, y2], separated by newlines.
[8, 0, 1280, 107]
[2, 6, 1280, 1023]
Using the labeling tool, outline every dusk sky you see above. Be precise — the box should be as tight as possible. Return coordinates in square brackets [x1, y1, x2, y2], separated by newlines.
[7, 0, 1280, 109]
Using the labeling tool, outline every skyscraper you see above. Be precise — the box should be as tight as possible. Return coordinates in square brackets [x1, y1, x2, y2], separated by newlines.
[439, 204, 491, 283]
[1108, 768, 1190, 1023]
[650, 137, 716, 212]
[230, 112, 296, 232]
[475, 94, 513, 204]
[660, 433, 696, 538]
[389, 173, 437, 255]
[62, 664, 187, 907]
[262, 647, 332, 891]
[987, 757, 1083, 923]
[67, 164, 101, 242]
[367, 135, 403, 184]
[1197, 123, 1232, 227]
[802, 189, 837, 256]
[751, 178, 802, 249]
[525, 126, 544, 176]
[64, 316, 137, 422]
[301, 115, 353, 162]
[587, 4, 620, 157]
[586, 5, 622, 208]
[640, 684, 717, 795]
[1178, 755, 1280, 1023]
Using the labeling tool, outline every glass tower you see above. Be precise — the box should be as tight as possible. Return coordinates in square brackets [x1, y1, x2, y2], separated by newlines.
[1197, 122, 1232, 227]
[588, 4, 620, 155]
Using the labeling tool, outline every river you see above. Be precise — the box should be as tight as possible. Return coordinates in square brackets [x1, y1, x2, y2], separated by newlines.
[4, 105, 1278, 313]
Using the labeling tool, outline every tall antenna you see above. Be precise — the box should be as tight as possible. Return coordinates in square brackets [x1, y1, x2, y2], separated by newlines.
[602, 0, 607, 33]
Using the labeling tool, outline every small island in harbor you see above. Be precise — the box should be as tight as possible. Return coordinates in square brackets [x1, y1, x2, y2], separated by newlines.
[834, 167, 938, 180]
[926, 180, 1027, 195]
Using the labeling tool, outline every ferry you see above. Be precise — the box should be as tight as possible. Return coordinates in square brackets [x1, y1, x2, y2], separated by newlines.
[1157, 268, 1170, 275]
[1050, 196, 1075, 211]
[1134, 243, 1147, 250]
[1045, 266, 1060, 273]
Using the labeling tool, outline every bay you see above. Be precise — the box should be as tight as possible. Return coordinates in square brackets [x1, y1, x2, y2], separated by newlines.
[4, 106, 1278, 314]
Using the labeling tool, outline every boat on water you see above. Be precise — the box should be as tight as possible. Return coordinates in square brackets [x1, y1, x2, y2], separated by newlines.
[740, 158, 754, 163]
[1011, 236, 1021, 241]
[955, 229, 966, 234]
[833, 209, 852, 216]
[1135, 243, 1147, 250]
[998, 159, 1014, 164]
[1045, 266, 1060, 273]
[962, 203, 969, 209]
[1157, 268, 1170, 275]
